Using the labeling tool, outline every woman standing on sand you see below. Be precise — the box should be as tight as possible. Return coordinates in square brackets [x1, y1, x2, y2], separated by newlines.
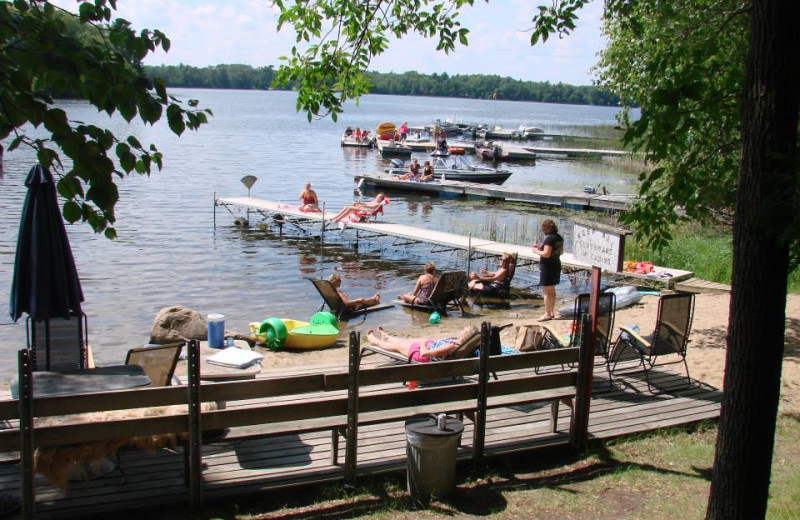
[533, 219, 564, 321]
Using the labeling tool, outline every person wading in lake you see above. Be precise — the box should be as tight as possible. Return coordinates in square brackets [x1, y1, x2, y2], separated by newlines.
[533, 219, 564, 321]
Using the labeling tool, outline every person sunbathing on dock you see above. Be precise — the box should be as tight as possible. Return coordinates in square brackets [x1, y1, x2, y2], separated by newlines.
[418, 161, 435, 182]
[328, 274, 381, 310]
[397, 158, 420, 180]
[297, 182, 319, 211]
[365, 325, 478, 362]
[330, 193, 387, 222]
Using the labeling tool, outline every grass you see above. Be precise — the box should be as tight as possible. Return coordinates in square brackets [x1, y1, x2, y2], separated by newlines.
[99, 417, 799, 520]
[624, 222, 800, 293]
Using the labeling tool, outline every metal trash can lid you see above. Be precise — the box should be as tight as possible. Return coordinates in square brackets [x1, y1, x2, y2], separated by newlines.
[405, 414, 464, 436]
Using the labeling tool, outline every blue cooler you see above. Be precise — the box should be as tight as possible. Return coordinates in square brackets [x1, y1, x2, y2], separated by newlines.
[207, 313, 225, 348]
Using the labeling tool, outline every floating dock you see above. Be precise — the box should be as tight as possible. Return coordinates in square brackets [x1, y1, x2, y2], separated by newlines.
[520, 145, 633, 159]
[214, 197, 693, 288]
[354, 172, 636, 212]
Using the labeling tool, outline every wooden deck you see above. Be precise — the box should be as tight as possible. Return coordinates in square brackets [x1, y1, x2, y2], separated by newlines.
[0, 363, 720, 519]
[674, 277, 732, 294]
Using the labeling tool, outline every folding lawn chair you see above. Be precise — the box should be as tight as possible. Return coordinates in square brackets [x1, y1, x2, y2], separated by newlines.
[125, 342, 185, 387]
[27, 311, 89, 372]
[309, 278, 394, 321]
[609, 292, 695, 393]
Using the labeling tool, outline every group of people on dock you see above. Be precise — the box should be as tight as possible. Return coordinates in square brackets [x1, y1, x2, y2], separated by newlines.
[396, 158, 435, 182]
[333, 218, 564, 325]
[300, 179, 564, 326]
[344, 126, 372, 142]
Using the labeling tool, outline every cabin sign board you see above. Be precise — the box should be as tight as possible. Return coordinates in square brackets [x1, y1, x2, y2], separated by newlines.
[573, 224, 625, 272]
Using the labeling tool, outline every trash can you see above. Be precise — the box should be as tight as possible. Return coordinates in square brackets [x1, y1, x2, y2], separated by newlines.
[405, 414, 464, 498]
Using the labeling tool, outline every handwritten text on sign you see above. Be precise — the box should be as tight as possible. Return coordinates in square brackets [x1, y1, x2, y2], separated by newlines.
[573, 224, 624, 272]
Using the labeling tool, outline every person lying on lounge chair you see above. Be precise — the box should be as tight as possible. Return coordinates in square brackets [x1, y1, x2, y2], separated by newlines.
[365, 325, 478, 362]
[330, 193, 387, 223]
[328, 274, 381, 310]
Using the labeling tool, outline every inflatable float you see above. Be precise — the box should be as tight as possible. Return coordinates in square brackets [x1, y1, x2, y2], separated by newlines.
[250, 312, 340, 350]
[558, 286, 646, 318]
[376, 121, 397, 140]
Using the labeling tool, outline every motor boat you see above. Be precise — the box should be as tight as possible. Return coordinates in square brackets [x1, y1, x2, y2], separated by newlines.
[385, 155, 513, 184]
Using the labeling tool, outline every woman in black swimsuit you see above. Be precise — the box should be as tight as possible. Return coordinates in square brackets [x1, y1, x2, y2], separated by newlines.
[533, 219, 564, 321]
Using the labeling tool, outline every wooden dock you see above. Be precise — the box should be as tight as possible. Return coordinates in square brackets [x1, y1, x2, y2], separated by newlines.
[674, 277, 732, 294]
[0, 363, 721, 518]
[214, 196, 694, 288]
[521, 145, 633, 159]
[355, 172, 636, 212]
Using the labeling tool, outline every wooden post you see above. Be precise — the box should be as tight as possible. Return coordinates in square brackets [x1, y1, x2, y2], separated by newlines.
[571, 266, 600, 450]
[187, 340, 203, 510]
[466, 234, 472, 275]
[18, 349, 34, 520]
[213, 191, 216, 228]
[344, 331, 360, 483]
[473, 321, 491, 470]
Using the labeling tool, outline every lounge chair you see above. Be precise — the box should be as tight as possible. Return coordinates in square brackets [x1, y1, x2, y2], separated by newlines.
[609, 292, 695, 393]
[537, 292, 616, 375]
[359, 328, 485, 366]
[395, 270, 468, 316]
[27, 312, 89, 372]
[309, 278, 394, 321]
[125, 342, 185, 387]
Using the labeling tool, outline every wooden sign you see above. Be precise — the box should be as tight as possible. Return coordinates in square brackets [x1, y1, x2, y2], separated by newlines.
[572, 223, 625, 272]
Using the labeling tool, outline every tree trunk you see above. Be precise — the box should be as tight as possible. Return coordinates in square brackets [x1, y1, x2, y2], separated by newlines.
[706, 0, 799, 518]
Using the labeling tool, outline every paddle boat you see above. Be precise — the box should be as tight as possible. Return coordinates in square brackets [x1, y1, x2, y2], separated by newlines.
[250, 312, 340, 350]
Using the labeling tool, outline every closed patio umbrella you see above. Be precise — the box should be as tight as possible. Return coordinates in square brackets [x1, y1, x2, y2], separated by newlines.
[9, 164, 84, 323]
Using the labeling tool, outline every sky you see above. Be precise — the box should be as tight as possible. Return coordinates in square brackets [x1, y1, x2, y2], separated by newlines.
[54, 0, 607, 86]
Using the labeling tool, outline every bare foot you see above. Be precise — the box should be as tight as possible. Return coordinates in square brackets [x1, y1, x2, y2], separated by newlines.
[377, 326, 389, 340]
[537, 314, 554, 322]
[366, 330, 377, 344]
[374, 293, 381, 304]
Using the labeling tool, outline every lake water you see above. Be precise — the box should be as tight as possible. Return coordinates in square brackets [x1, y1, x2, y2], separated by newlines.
[0, 90, 639, 380]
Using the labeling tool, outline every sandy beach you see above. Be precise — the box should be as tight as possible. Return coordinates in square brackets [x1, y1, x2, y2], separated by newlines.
[260, 292, 800, 416]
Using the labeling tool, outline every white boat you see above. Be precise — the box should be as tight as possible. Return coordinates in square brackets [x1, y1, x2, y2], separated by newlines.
[341, 135, 375, 148]
[385, 155, 513, 184]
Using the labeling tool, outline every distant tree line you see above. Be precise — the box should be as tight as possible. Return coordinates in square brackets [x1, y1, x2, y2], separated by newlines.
[144, 64, 620, 107]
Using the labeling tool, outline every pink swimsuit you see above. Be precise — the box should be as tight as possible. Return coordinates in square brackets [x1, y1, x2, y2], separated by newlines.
[408, 340, 434, 362]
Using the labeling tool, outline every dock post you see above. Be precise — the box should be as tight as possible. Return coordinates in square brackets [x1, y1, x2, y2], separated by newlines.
[321, 202, 326, 242]
[466, 235, 472, 274]
[213, 191, 216, 228]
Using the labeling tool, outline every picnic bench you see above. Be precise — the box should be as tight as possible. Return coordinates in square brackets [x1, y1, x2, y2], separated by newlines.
[0, 323, 587, 519]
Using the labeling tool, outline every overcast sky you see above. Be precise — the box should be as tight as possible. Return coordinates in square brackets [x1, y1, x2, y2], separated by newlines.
[56, 0, 606, 86]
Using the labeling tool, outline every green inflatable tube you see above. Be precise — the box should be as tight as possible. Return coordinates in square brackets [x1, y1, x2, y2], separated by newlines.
[259, 317, 288, 350]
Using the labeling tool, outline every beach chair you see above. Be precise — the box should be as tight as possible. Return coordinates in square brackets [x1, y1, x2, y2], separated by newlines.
[471, 254, 517, 302]
[309, 278, 394, 321]
[26, 312, 89, 372]
[535, 292, 616, 375]
[609, 292, 695, 393]
[359, 328, 485, 366]
[396, 270, 468, 316]
[125, 342, 185, 387]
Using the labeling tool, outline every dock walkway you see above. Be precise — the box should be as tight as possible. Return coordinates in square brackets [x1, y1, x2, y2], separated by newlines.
[215, 197, 693, 288]
[0, 362, 721, 518]
[355, 172, 636, 212]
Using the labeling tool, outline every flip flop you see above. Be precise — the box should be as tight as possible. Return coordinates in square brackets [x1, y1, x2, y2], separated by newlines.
[537, 315, 554, 322]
